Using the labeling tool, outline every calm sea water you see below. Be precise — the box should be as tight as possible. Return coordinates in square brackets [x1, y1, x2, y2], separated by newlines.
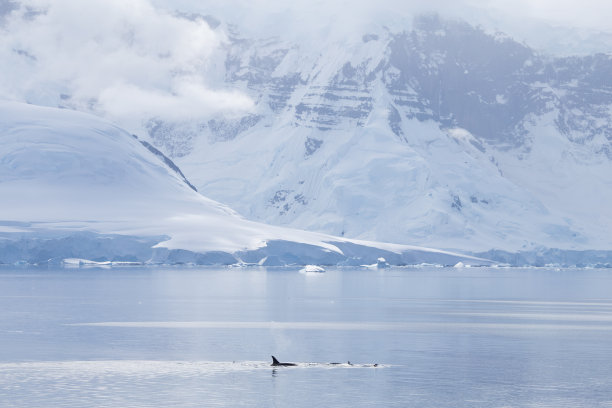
[1, 266, 612, 407]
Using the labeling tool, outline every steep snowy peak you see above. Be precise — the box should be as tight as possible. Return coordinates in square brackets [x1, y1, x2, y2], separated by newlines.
[154, 16, 612, 253]
[146, 15, 611, 156]
[384, 17, 612, 151]
[223, 15, 608, 153]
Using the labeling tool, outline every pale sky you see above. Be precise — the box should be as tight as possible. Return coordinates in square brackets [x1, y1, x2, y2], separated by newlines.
[484, 0, 612, 28]
[152, 0, 612, 39]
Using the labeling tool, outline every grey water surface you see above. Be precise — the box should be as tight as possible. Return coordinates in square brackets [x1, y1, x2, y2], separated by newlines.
[2, 266, 612, 407]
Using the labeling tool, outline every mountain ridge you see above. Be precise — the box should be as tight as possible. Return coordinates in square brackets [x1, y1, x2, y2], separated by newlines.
[3, 11, 612, 265]
[139, 15, 611, 255]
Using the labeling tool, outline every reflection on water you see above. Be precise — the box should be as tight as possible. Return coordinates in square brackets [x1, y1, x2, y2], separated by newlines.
[1, 266, 612, 407]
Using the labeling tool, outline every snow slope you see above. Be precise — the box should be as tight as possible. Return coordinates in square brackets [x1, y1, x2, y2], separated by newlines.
[0, 101, 484, 266]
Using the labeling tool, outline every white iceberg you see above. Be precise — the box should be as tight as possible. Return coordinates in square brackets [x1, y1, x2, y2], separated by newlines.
[299, 265, 326, 273]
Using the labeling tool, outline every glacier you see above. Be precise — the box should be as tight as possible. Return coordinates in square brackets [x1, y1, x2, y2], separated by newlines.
[0, 101, 486, 267]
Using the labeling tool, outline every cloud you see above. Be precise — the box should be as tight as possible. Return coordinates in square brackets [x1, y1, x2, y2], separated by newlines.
[0, 0, 253, 124]
[98, 79, 254, 121]
[1, 0, 610, 128]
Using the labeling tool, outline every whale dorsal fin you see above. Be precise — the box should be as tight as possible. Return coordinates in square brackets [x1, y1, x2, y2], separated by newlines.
[271, 356, 280, 365]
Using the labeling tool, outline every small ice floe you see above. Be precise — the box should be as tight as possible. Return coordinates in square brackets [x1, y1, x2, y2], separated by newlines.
[299, 265, 326, 273]
[453, 261, 470, 268]
[110, 261, 142, 266]
[376, 257, 390, 269]
[62, 258, 111, 267]
[364, 257, 390, 269]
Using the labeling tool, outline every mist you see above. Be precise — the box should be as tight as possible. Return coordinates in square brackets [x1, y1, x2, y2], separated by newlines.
[0, 0, 253, 126]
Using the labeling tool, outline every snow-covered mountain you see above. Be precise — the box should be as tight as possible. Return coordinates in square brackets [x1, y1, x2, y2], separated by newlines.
[0, 101, 485, 266]
[128, 15, 612, 264]
[3, 6, 612, 266]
